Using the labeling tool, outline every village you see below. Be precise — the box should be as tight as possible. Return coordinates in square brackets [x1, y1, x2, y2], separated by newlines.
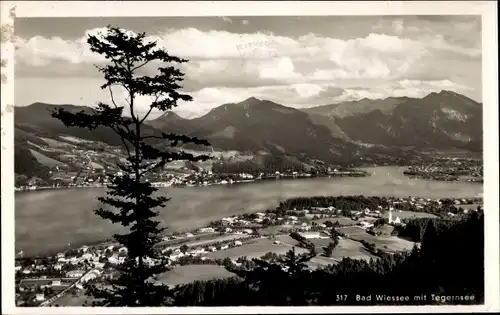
[16, 134, 368, 192]
[404, 157, 483, 182]
[15, 195, 483, 306]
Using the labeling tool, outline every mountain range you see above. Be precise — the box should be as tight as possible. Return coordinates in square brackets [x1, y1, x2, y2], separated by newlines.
[14, 90, 482, 177]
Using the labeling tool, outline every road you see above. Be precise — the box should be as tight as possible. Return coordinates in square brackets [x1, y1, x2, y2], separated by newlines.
[41, 269, 98, 307]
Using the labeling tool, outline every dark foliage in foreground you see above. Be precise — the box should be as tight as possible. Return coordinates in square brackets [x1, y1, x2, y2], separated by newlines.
[51, 26, 210, 306]
[173, 211, 483, 306]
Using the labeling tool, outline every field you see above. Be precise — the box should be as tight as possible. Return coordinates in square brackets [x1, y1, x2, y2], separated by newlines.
[165, 160, 186, 170]
[259, 225, 292, 235]
[275, 236, 378, 263]
[28, 149, 66, 167]
[310, 216, 357, 226]
[161, 233, 249, 249]
[337, 226, 367, 236]
[40, 137, 76, 148]
[206, 238, 309, 260]
[331, 238, 377, 261]
[381, 210, 438, 220]
[156, 265, 236, 286]
[59, 136, 93, 144]
[90, 162, 104, 169]
[338, 226, 415, 253]
[51, 290, 91, 306]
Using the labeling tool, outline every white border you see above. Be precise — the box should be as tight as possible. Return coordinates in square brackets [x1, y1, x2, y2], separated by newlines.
[1, 1, 498, 314]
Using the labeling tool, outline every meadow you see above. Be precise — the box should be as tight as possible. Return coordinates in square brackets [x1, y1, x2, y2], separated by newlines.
[381, 210, 438, 220]
[330, 238, 376, 261]
[156, 265, 236, 287]
[206, 238, 309, 260]
[309, 216, 357, 226]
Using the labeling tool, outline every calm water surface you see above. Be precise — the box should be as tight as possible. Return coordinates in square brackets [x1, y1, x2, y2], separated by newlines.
[15, 167, 482, 256]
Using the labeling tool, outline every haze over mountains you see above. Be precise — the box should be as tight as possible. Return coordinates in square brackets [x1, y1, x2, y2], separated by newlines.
[14, 90, 482, 177]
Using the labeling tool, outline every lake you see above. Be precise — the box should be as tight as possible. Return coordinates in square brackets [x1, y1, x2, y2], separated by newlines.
[15, 167, 482, 256]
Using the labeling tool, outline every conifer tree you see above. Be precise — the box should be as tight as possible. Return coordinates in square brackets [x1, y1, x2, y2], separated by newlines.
[51, 26, 210, 306]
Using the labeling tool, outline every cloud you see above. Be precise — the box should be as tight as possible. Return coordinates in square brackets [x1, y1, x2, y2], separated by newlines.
[15, 26, 480, 68]
[15, 18, 482, 116]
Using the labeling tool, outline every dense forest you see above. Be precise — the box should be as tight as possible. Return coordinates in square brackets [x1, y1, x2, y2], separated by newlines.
[172, 211, 484, 306]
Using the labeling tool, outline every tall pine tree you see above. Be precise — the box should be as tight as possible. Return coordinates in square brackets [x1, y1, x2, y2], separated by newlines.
[51, 26, 210, 306]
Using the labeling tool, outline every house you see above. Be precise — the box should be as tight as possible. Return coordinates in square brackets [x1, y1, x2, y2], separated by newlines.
[35, 293, 45, 302]
[189, 248, 206, 255]
[81, 270, 102, 283]
[169, 252, 185, 261]
[299, 232, 320, 239]
[208, 246, 217, 252]
[81, 253, 93, 261]
[66, 270, 85, 278]
[359, 221, 374, 229]
[224, 227, 233, 233]
[53, 264, 63, 271]
[185, 233, 194, 238]
[51, 280, 61, 286]
[273, 240, 281, 245]
[256, 212, 266, 217]
[108, 256, 120, 265]
[93, 262, 105, 269]
[234, 241, 243, 246]
[222, 217, 235, 224]
[220, 244, 229, 250]
[198, 227, 215, 233]
[393, 217, 402, 225]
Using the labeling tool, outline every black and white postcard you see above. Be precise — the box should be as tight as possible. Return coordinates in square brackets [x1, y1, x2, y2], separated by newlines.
[1, 1, 499, 314]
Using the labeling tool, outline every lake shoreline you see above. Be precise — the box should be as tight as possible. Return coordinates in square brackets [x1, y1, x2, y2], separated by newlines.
[15, 166, 483, 257]
[14, 170, 371, 193]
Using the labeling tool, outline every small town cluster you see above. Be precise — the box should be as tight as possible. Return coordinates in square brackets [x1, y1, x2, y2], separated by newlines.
[15, 195, 482, 306]
[16, 135, 367, 191]
[404, 157, 483, 182]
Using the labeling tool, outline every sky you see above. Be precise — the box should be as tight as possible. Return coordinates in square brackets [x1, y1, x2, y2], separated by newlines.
[14, 15, 482, 119]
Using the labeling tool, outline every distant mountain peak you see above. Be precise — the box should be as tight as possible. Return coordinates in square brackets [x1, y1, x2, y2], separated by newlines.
[242, 96, 261, 102]
[425, 89, 461, 98]
[160, 111, 182, 120]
